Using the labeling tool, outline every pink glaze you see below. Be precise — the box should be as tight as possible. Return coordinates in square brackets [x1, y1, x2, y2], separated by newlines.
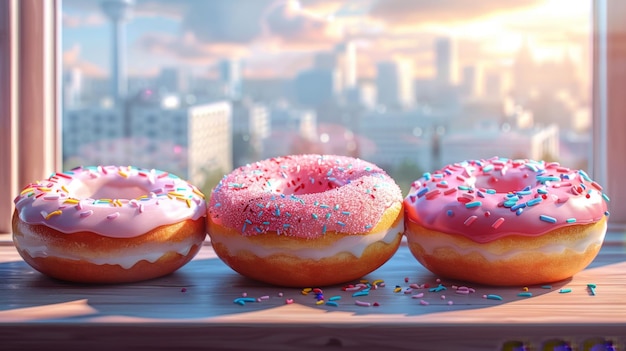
[208, 155, 403, 239]
[13, 166, 207, 238]
[404, 157, 610, 243]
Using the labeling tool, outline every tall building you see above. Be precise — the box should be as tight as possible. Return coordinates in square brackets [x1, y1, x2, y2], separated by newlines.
[232, 100, 270, 167]
[294, 67, 340, 107]
[460, 65, 479, 98]
[441, 123, 560, 165]
[219, 59, 242, 100]
[63, 99, 232, 189]
[435, 37, 455, 87]
[157, 67, 189, 93]
[100, 0, 134, 105]
[376, 60, 414, 109]
[63, 67, 83, 109]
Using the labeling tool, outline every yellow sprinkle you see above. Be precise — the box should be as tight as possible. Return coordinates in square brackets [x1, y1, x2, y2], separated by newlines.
[393, 287, 402, 293]
[372, 279, 384, 286]
[315, 300, 325, 305]
[99, 199, 112, 203]
[185, 199, 191, 208]
[192, 188, 206, 199]
[61, 185, 70, 193]
[38, 187, 52, 192]
[168, 192, 185, 198]
[301, 288, 312, 295]
[118, 170, 129, 178]
[360, 279, 369, 284]
[45, 210, 62, 220]
[523, 287, 529, 292]
[114, 199, 123, 207]
[137, 195, 148, 199]
[63, 198, 80, 204]
[20, 188, 34, 195]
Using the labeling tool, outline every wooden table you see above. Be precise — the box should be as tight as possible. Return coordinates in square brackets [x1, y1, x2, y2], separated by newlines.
[1, 233, 625, 351]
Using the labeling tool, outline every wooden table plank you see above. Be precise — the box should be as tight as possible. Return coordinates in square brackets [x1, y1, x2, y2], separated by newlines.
[0, 237, 625, 350]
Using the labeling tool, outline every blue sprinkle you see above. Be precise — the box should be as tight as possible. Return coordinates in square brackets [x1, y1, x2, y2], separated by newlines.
[275, 206, 281, 216]
[517, 292, 533, 297]
[486, 189, 496, 194]
[342, 211, 351, 215]
[602, 193, 610, 202]
[423, 172, 431, 180]
[447, 210, 454, 217]
[327, 169, 333, 176]
[334, 204, 340, 210]
[337, 221, 346, 226]
[503, 200, 517, 208]
[605, 210, 610, 216]
[511, 203, 527, 211]
[537, 188, 548, 194]
[482, 164, 494, 172]
[352, 291, 369, 297]
[516, 208, 524, 216]
[486, 294, 503, 301]
[526, 197, 543, 206]
[325, 301, 339, 307]
[540, 215, 557, 223]
[325, 213, 331, 219]
[319, 204, 330, 209]
[329, 296, 341, 301]
[578, 170, 592, 181]
[256, 203, 264, 208]
[254, 227, 262, 233]
[364, 224, 372, 229]
[364, 167, 372, 172]
[516, 190, 532, 196]
[476, 191, 485, 198]
[465, 201, 482, 209]
[525, 164, 539, 172]
[458, 185, 471, 191]
[262, 221, 270, 225]
[541, 285, 552, 289]
[322, 225, 327, 234]
[312, 213, 318, 219]
[417, 188, 429, 197]
[257, 210, 264, 217]
[215, 203, 222, 207]
[283, 224, 290, 228]
[522, 185, 531, 191]
[245, 219, 252, 224]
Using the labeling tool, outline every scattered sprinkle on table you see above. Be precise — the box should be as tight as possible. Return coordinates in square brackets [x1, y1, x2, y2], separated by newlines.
[559, 288, 572, 294]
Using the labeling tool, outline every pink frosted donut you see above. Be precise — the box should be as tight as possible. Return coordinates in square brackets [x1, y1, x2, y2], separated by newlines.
[12, 165, 207, 283]
[404, 157, 610, 286]
[208, 154, 404, 287]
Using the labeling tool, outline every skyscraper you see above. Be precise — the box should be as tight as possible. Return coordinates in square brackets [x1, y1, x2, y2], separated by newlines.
[435, 37, 454, 87]
[376, 60, 414, 109]
[101, 0, 134, 105]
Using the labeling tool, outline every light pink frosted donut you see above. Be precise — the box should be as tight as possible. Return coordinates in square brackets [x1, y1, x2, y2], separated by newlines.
[12, 165, 207, 283]
[207, 154, 404, 287]
[404, 157, 610, 286]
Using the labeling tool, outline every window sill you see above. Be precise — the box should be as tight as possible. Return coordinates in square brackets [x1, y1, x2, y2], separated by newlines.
[1, 237, 625, 350]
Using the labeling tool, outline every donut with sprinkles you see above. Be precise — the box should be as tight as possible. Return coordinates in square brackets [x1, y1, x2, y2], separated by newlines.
[12, 165, 207, 283]
[404, 157, 610, 286]
[207, 154, 404, 287]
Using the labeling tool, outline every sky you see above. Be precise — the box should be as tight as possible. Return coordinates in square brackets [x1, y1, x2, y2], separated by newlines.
[62, 0, 592, 81]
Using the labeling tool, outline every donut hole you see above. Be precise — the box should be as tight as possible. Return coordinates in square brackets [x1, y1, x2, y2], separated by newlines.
[472, 173, 536, 193]
[279, 174, 343, 196]
[71, 178, 151, 200]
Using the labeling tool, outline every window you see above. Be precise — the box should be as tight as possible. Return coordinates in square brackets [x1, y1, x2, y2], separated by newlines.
[1, 0, 625, 235]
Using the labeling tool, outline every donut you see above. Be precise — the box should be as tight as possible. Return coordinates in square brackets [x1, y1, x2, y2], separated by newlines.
[12, 165, 207, 283]
[404, 157, 610, 286]
[207, 154, 404, 287]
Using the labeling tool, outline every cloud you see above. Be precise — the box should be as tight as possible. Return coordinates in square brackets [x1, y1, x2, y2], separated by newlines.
[136, 31, 250, 64]
[180, 0, 272, 44]
[263, 0, 342, 47]
[62, 12, 107, 28]
[62, 44, 107, 77]
[369, 0, 542, 27]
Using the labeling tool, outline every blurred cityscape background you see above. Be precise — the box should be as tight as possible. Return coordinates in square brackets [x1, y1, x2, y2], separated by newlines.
[61, 0, 592, 195]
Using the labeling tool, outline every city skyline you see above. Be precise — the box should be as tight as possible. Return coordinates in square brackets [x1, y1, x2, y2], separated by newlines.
[62, 0, 591, 85]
